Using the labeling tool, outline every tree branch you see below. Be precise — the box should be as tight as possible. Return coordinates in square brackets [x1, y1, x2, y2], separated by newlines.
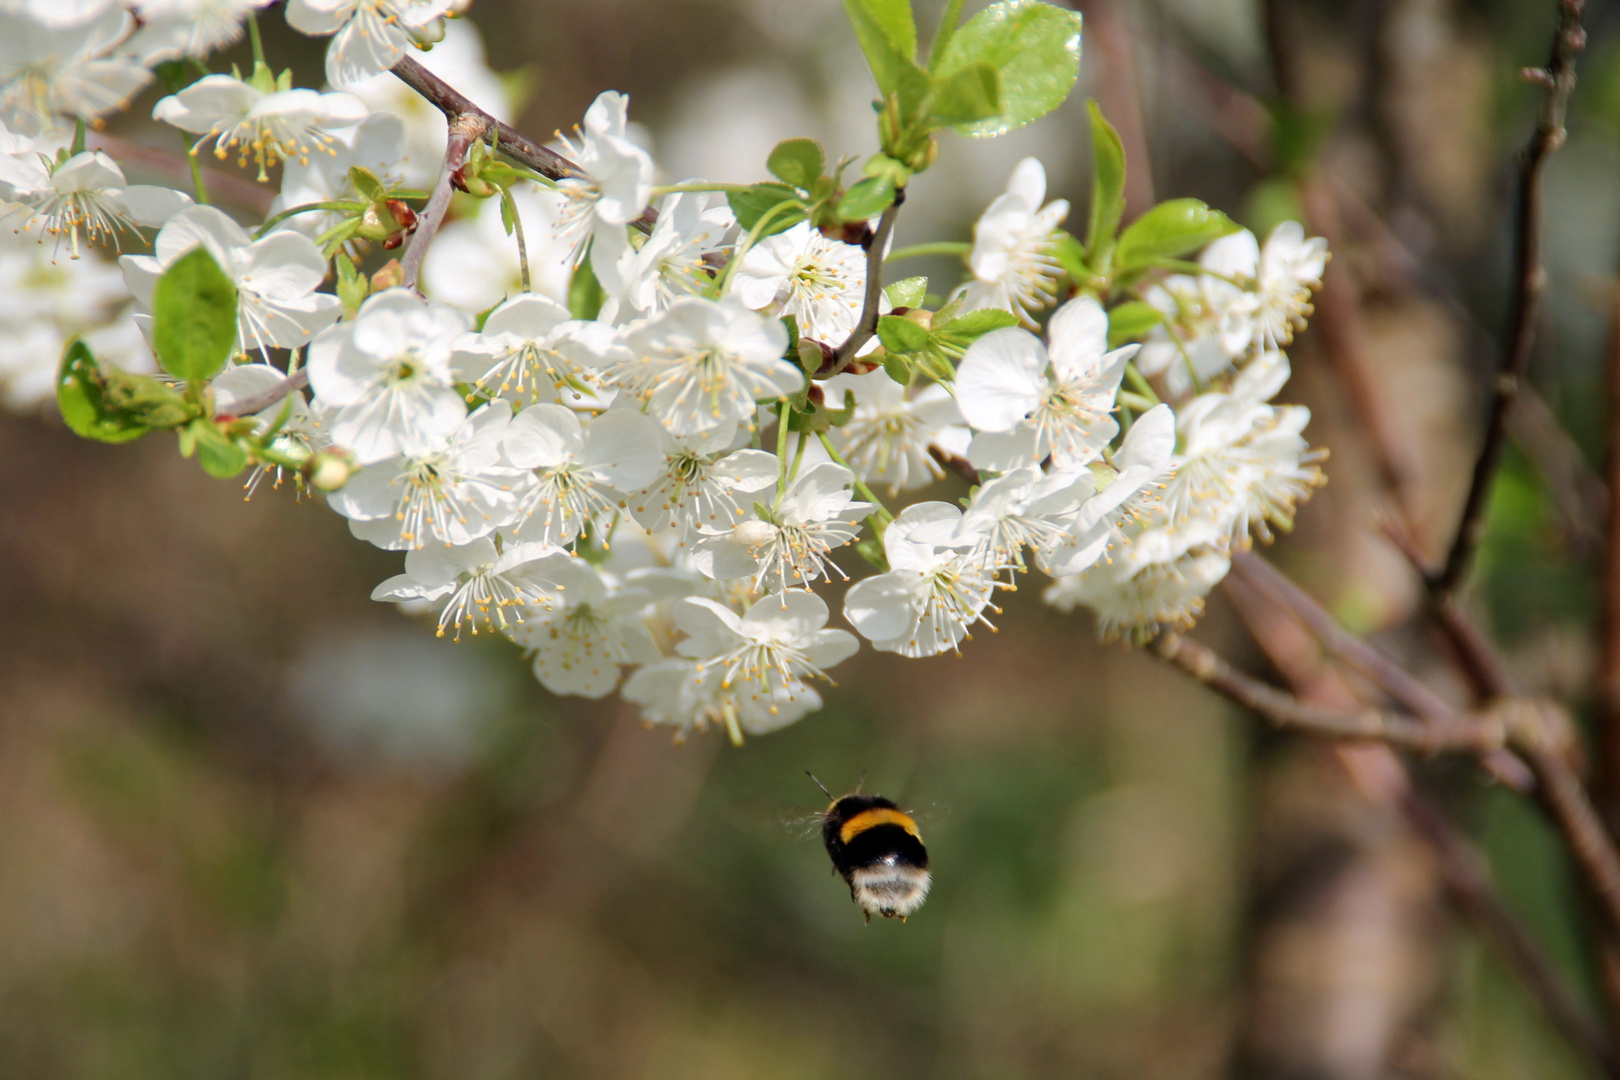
[400, 112, 489, 291]
[1151, 632, 1507, 755]
[1434, 0, 1588, 597]
[391, 56, 584, 183]
[830, 196, 903, 370]
[216, 368, 310, 418]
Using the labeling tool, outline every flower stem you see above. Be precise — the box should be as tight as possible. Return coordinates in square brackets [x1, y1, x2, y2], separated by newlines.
[816, 431, 894, 526]
[253, 200, 366, 238]
[503, 187, 531, 292]
[789, 430, 808, 482]
[247, 12, 265, 68]
[885, 240, 970, 263]
[1123, 363, 1160, 406]
[71, 118, 86, 156]
[712, 199, 805, 297]
[773, 400, 791, 509]
[184, 135, 209, 205]
[650, 182, 756, 198]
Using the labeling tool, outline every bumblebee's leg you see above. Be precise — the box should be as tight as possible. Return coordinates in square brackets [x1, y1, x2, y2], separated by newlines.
[864, 910, 871, 926]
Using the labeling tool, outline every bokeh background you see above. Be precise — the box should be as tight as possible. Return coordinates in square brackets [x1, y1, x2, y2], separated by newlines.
[3, 0, 1618, 1076]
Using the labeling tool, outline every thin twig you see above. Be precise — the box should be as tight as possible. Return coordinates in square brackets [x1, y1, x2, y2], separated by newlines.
[1230, 551, 1534, 791]
[216, 368, 310, 418]
[1404, 792, 1618, 1077]
[830, 196, 903, 370]
[401, 113, 490, 291]
[1435, 0, 1588, 597]
[1151, 632, 1506, 754]
[392, 56, 584, 183]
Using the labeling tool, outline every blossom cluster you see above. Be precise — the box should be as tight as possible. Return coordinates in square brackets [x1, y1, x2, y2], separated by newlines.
[6, 0, 1328, 742]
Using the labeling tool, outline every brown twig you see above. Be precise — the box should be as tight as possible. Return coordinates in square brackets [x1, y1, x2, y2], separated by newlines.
[830, 196, 903, 370]
[1403, 791, 1619, 1077]
[217, 368, 310, 418]
[401, 113, 490, 291]
[391, 56, 584, 183]
[1434, 0, 1588, 597]
[1151, 632, 1506, 754]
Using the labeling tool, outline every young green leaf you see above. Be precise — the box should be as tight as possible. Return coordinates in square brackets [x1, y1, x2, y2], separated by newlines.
[56, 341, 149, 444]
[840, 0, 919, 96]
[1104, 300, 1164, 348]
[152, 246, 238, 383]
[936, 308, 1019, 339]
[1112, 198, 1240, 271]
[767, 138, 826, 191]
[1085, 101, 1126, 266]
[927, 0, 968, 69]
[837, 174, 897, 220]
[884, 275, 928, 308]
[1052, 230, 1088, 282]
[569, 257, 604, 321]
[727, 182, 806, 238]
[925, 61, 1000, 127]
[931, 0, 1082, 138]
[186, 419, 249, 478]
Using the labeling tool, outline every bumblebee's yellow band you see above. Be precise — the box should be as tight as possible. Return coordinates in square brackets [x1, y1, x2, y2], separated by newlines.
[839, 807, 920, 845]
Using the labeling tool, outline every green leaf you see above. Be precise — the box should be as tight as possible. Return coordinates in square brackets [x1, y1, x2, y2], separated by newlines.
[877, 314, 931, 353]
[56, 341, 148, 444]
[1105, 300, 1163, 348]
[569, 257, 604, 320]
[349, 166, 386, 202]
[1085, 101, 1125, 266]
[840, 0, 919, 97]
[727, 182, 806, 238]
[767, 138, 825, 191]
[937, 308, 1019, 339]
[152, 246, 238, 383]
[837, 174, 896, 220]
[884, 275, 928, 308]
[1112, 199, 1240, 271]
[932, 0, 1082, 138]
[925, 62, 999, 127]
[927, 0, 968, 69]
[1052, 230, 1088, 282]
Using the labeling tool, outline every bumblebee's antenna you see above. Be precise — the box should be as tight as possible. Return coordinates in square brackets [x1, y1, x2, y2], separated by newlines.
[805, 771, 834, 800]
[856, 769, 867, 794]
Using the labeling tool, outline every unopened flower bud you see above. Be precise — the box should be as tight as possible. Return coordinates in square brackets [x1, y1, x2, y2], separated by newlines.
[370, 259, 403, 292]
[307, 450, 355, 491]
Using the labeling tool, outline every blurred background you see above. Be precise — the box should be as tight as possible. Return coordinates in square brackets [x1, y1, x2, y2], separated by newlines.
[3, 0, 1619, 1075]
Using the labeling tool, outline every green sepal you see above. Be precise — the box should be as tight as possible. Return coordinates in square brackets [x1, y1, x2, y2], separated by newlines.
[884, 275, 928, 308]
[152, 246, 238, 384]
[787, 390, 857, 433]
[930, 0, 1082, 138]
[881, 348, 912, 386]
[1112, 199, 1239, 272]
[1105, 300, 1163, 347]
[767, 138, 826, 191]
[877, 313, 931, 352]
[336, 252, 367, 319]
[349, 166, 387, 203]
[179, 418, 249, 478]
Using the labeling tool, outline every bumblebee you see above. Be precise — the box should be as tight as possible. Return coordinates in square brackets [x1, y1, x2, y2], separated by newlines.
[810, 773, 931, 923]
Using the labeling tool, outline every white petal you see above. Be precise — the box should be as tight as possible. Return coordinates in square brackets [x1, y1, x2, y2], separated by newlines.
[954, 328, 1047, 432]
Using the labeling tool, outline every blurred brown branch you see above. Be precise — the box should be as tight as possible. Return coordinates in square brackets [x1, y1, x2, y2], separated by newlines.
[1435, 0, 1588, 597]
[401, 112, 491, 291]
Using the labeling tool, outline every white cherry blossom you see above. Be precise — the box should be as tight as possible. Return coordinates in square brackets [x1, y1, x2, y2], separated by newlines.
[955, 295, 1137, 472]
[1044, 549, 1232, 642]
[509, 557, 660, 698]
[730, 220, 884, 351]
[500, 403, 664, 547]
[153, 69, 367, 181]
[601, 188, 731, 322]
[0, 9, 150, 135]
[627, 423, 778, 537]
[823, 370, 965, 494]
[371, 537, 571, 641]
[212, 362, 332, 496]
[1, 150, 191, 257]
[552, 91, 654, 287]
[671, 589, 856, 737]
[285, 0, 459, 88]
[122, 206, 341, 356]
[421, 182, 575, 310]
[125, 0, 278, 62]
[328, 400, 522, 550]
[690, 461, 871, 593]
[268, 112, 406, 239]
[623, 655, 824, 742]
[306, 287, 469, 463]
[843, 501, 998, 657]
[1199, 222, 1328, 353]
[611, 297, 801, 437]
[952, 157, 1068, 328]
[451, 292, 613, 408]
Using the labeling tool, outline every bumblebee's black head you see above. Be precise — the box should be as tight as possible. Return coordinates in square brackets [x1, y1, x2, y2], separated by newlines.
[818, 791, 930, 921]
